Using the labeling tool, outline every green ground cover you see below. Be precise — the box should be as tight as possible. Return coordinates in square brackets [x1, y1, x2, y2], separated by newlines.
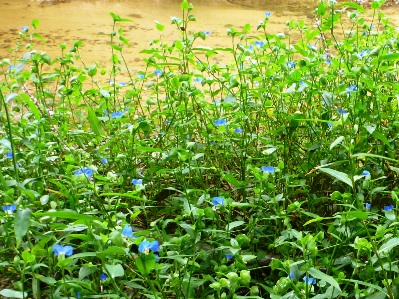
[1, 0, 399, 298]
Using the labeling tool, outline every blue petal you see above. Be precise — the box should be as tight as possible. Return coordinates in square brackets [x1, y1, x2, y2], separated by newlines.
[122, 225, 133, 238]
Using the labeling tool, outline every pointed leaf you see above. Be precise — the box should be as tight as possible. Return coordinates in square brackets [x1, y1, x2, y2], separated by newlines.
[308, 267, 341, 291]
[318, 167, 353, 188]
[226, 221, 245, 231]
[87, 107, 103, 136]
[104, 264, 124, 278]
[0, 289, 27, 298]
[330, 136, 344, 150]
[15, 208, 31, 247]
[378, 237, 399, 255]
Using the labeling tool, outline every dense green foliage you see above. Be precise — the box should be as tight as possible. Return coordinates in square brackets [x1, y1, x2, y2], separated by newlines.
[1, 0, 399, 298]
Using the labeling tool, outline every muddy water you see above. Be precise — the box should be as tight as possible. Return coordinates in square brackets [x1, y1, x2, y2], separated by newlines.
[0, 0, 398, 73]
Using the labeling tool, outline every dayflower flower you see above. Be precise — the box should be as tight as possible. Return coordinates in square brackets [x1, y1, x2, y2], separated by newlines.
[111, 111, 124, 118]
[384, 205, 394, 211]
[154, 254, 160, 262]
[215, 119, 227, 126]
[254, 40, 265, 47]
[100, 273, 107, 281]
[137, 73, 145, 79]
[337, 108, 348, 115]
[265, 12, 271, 17]
[212, 196, 224, 206]
[122, 225, 133, 238]
[195, 77, 203, 83]
[365, 203, 371, 210]
[21, 26, 29, 33]
[74, 167, 93, 178]
[138, 240, 159, 254]
[154, 69, 162, 77]
[101, 158, 108, 164]
[226, 254, 233, 259]
[53, 244, 74, 256]
[303, 276, 316, 285]
[2, 204, 16, 213]
[362, 170, 370, 176]
[346, 85, 357, 94]
[119, 82, 127, 87]
[286, 61, 295, 68]
[204, 30, 210, 36]
[261, 166, 275, 173]
[6, 152, 13, 159]
[235, 128, 243, 133]
[132, 178, 143, 186]
[289, 272, 295, 279]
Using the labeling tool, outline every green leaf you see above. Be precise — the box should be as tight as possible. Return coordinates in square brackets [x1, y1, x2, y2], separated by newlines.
[35, 211, 102, 222]
[380, 53, 399, 62]
[110, 12, 132, 22]
[97, 246, 127, 259]
[155, 21, 165, 32]
[330, 136, 344, 150]
[378, 237, 399, 255]
[15, 208, 31, 247]
[5, 93, 18, 104]
[223, 173, 241, 188]
[104, 264, 125, 278]
[308, 267, 341, 291]
[181, 0, 189, 9]
[19, 94, 41, 120]
[135, 254, 156, 276]
[32, 19, 40, 29]
[0, 289, 27, 298]
[338, 2, 365, 12]
[87, 107, 103, 137]
[110, 44, 122, 51]
[136, 146, 162, 152]
[226, 221, 245, 231]
[318, 167, 353, 188]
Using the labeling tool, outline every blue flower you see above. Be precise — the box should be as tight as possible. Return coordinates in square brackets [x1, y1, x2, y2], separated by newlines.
[265, 12, 271, 17]
[111, 111, 124, 118]
[338, 108, 348, 115]
[299, 80, 308, 86]
[254, 40, 265, 47]
[286, 61, 295, 68]
[362, 170, 370, 176]
[212, 197, 224, 206]
[261, 166, 275, 173]
[101, 158, 108, 164]
[226, 254, 233, 259]
[154, 69, 162, 77]
[21, 26, 29, 33]
[346, 85, 357, 94]
[2, 204, 16, 213]
[235, 128, 243, 134]
[119, 82, 127, 87]
[76, 292, 81, 298]
[328, 122, 333, 128]
[326, 58, 332, 64]
[384, 205, 394, 211]
[248, 44, 254, 51]
[365, 203, 371, 210]
[204, 30, 211, 36]
[100, 273, 107, 281]
[215, 119, 227, 126]
[6, 152, 13, 159]
[53, 244, 74, 256]
[289, 272, 295, 279]
[132, 178, 143, 186]
[138, 240, 159, 254]
[195, 77, 203, 83]
[303, 276, 316, 285]
[122, 225, 133, 238]
[137, 73, 145, 79]
[359, 49, 370, 58]
[74, 167, 93, 178]
[154, 254, 160, 262]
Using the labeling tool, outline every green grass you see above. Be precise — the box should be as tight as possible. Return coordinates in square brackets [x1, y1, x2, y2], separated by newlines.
[1, 0, 399, 298]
